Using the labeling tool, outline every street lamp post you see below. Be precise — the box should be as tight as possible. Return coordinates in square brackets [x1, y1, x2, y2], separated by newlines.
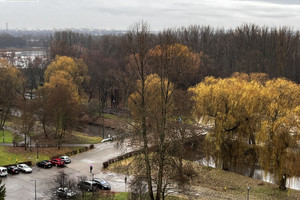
[247, 186, 250, 200]
[125, 176, 127, 192]
[36, 140, 39, 161]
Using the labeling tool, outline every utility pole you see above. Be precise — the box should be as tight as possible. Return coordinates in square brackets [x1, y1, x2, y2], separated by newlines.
[36, 140, 39, 161]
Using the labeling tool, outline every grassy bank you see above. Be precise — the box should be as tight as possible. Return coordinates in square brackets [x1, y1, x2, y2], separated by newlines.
[106, 157, 300, 200]
[0, 146, 82, 166]
[64, 131, 103, 144]
[1, 129, 15, 143]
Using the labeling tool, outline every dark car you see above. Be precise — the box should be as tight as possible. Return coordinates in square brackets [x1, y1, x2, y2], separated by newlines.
[77, 181, 98, 192]
[7, 166, 19, 174]
[59, 156, 71, 164]
[50, 158, 64, 166]
[37, 160, 52, 168]
[55, 187, 76, 199]
[92, 178, 111, 190]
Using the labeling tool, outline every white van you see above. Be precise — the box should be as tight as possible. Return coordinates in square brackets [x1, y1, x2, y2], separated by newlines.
[0, 167, 8, 177]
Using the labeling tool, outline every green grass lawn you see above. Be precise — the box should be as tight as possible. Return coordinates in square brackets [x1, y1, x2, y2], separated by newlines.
[64, 131, 103, 144]
[1, 129, 15, 143]
[114, 192, 128, 200]
[0, 146, 81, 166]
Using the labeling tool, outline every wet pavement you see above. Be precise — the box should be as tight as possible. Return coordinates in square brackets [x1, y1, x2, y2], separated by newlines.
[2, 141, 132, 200]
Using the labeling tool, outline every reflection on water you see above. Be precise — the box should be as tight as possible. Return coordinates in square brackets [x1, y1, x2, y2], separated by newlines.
[13, 50, 47, 57]
[199, 157, 300, 190]
[1, 50, 47, 67]
[83, 124, 118, 139]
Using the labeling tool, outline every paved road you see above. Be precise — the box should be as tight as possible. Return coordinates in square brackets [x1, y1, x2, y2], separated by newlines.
[2, 141, 132, 200]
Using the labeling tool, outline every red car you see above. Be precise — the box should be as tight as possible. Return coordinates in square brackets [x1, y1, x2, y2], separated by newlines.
[50, 158, 65, 166]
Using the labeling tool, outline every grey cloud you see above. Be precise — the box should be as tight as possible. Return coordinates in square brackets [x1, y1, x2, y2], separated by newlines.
[0, 0, 300, 30]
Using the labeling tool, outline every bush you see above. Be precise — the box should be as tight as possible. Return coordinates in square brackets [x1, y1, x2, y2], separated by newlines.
[103, 161, 109, 169]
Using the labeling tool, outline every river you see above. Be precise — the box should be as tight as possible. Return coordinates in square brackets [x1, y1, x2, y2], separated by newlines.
[82, 124, 119, 139]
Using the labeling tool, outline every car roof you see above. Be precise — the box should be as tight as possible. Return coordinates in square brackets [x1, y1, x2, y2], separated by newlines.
[0, 167, 7, 170]
[93, 178, 104, 181]
[85, 180, 93, 184]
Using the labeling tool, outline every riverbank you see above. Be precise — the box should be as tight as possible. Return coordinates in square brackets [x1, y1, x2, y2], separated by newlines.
[107, 158, 300, 200]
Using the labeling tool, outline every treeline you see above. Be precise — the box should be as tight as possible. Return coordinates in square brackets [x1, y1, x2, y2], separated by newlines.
[0, 33, 26, 48]
[46, 24, 300, 110]
[0, 32, 50, 48]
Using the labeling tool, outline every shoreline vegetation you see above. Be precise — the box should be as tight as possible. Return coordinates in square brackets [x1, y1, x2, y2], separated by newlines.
[107, 156, 300, 200]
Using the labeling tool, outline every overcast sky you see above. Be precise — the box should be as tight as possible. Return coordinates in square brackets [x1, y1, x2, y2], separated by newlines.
[0, 0, 300, 31]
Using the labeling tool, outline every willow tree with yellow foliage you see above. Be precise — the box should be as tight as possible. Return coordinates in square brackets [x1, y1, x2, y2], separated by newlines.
[189, 73, 300, 190]
[257, 78, 300, 190]
[36, 56, 88, 148]
[44, 55, 89, 95]
[189, 73, 262, 171]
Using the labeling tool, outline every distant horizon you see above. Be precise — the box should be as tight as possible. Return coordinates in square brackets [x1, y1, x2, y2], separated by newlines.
[1, 23, 300, 33]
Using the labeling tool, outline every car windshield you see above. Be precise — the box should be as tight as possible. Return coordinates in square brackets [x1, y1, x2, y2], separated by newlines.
[100, 180, 107, 184]
[23, 165, 29, 168]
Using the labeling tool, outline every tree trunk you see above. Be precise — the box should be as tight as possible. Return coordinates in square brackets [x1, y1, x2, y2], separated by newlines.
[58, 132, 63, 150]
[42, 119, 48, 139]
[24, 133, 27, 151]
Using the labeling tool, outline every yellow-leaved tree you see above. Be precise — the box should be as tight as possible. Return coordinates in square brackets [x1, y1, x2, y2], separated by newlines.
[37, 56, 87, 148]
[44, 56, 89, 95]
[41, 71, 80, 149]
[189, 73, 300, 190]
[257, 78, 300, 190]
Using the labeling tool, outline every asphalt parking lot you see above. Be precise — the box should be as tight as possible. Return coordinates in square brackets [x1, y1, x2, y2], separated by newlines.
[2, 142, 132, 200]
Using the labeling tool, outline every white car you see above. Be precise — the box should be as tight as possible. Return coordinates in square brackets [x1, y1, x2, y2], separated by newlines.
[59, 156, 71, 164]
[0, 167, 8, 177]
[101, 137, 113, 143]
[17, 164, 32, 173]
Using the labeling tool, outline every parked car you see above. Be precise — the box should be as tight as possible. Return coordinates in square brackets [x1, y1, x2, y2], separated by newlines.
[50, 158, 65, 166]
[77, 181, 98, 192]
[0, 167, 8, 177]
[101, 137, 113, 143]
[59, 156, 71, 164]
[92, 178, 111, 190]
[7, 166, 19, 174]
[17, 164, 32, 173]
[55, 187, 76, 199]
[37, 160, 52, 168]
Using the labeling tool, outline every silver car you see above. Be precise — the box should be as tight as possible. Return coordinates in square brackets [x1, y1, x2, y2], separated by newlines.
[59, 156, 71, 164]
[17, 164, 32, 173]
